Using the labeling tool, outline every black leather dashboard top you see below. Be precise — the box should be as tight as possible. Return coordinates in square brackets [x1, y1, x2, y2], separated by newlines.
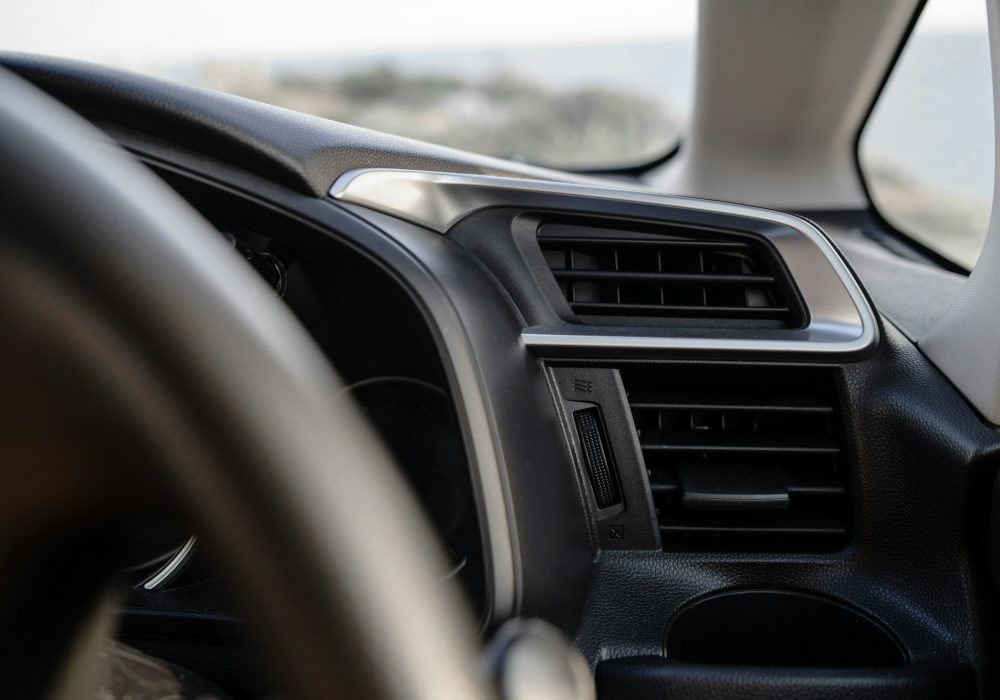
[0, 53, 569, 198]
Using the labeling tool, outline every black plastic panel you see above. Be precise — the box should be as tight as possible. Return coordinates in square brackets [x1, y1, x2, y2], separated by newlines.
[597, 657, 976, 700]
[335, 204, 594, 631]
[125, 156, 499, 626]
[548, 366, 659, 550]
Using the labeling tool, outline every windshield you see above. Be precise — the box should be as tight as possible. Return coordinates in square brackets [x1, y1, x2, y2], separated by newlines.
[860, 0, 993, 270]
[2, 1, 697, 171]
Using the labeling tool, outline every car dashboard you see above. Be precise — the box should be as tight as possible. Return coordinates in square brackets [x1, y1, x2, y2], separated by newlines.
[6, 54, 1000, 699]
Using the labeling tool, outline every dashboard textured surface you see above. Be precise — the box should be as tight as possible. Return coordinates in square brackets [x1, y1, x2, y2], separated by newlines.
[571, 325, 1000, 695]
[0, 54, 574, 198]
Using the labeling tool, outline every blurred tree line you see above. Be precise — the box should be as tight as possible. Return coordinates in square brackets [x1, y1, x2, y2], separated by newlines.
[234, 63, 679, 169]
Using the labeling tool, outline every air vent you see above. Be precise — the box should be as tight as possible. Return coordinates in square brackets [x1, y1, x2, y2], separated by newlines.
[622, 367, 848, 552]
[538, 222, 803, 327]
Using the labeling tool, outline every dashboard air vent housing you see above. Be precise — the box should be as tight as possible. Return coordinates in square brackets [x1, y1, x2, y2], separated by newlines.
[622, 366, 849, 552]
[538, 221, 804, 328]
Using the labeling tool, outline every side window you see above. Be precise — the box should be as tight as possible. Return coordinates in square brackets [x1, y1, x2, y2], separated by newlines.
[859, 0, 994, 270]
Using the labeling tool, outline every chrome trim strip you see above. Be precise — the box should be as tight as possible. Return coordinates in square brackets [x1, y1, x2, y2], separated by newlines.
[331, 169, 878, 355]
[143, 536, 197, 591]
[519, 331, 869, 354]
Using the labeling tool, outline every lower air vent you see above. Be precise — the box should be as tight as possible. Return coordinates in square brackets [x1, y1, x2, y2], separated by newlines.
[622, 366, 848, 552]
[538, 221, 803, 328]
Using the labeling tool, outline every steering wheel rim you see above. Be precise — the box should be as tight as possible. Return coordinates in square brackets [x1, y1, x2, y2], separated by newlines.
[0, 67, 490, 699]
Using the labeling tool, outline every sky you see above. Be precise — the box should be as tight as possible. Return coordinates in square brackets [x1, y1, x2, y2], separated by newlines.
[0, 0, 986, 67]
[0, 1, 698, 65]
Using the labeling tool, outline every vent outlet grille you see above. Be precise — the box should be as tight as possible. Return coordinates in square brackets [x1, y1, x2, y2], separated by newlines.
[623, 368, 848, 552]
[538, 223, 801, 327]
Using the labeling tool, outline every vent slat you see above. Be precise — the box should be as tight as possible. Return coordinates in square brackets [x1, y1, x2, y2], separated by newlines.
[628, 392, 833, 414]
[550, 269, 776, 285]
[659, 521, 847, 536]
[790, 482, 846, 496]
[570, 302, 790, 318]
[539, 236, 751, 250]
[640, 432, 841, 455]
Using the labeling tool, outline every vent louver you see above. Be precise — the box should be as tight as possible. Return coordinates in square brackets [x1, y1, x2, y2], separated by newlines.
[623, 367, 849, 552]
[538, 222, 802, 327]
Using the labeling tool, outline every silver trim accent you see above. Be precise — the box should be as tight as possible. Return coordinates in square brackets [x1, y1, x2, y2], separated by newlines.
[331, 169, 878, 355]
[142, 536, 197, 591]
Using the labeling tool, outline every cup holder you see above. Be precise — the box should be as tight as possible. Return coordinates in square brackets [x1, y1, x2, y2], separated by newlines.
[665, 589, 906, 667]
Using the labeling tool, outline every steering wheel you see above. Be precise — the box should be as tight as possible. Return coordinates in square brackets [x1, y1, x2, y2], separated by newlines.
[0, 67, 491, 699]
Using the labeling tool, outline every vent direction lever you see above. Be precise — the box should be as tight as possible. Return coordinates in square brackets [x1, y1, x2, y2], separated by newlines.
[677, 463, 790, 511]
[574, 407, 622, 510]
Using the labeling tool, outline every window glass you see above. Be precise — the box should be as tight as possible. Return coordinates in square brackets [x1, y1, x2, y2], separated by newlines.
[860, 0, 994, 269]
[1, 1, 698, 171]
